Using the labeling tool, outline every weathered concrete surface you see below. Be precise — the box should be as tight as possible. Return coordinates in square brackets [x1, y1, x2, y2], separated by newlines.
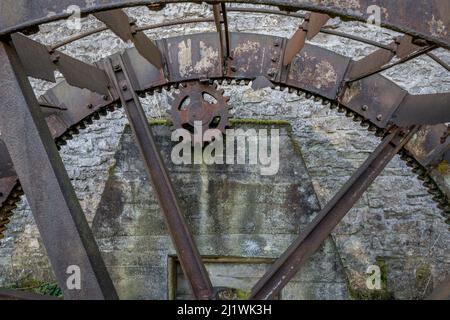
[0, 3, 449, 299]
[91, 122, 348, 299]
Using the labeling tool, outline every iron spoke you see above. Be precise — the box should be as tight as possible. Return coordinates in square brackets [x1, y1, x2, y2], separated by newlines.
[250, 126, 419, 299]
[0, 39, 118, 300]
[104, 54, 215, 300]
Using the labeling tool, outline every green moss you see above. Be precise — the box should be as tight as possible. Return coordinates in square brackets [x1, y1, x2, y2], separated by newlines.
[437, 161, 450, 175]
[234, 288, 251, 300]
[126, 118, 290, 129]
[230, 119, 290, 126]
[217, 288, 251, 300]
[8, 276, 62, 298]
[149, 119, 171, 126]
[348, 257, 394, 300]
[415, 265, 432, 297]
[107, 163, 117, 176]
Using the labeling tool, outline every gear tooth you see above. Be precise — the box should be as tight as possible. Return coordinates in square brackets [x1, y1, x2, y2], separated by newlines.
[353, 115, 363, 122]
[428, 189, 441, 196]
[400, 153, 409, 161]
[417, 173, 427, 181]
[360, 121, 370, 128]
[345, 111, 354, 118]
[438, 196, 449, 205]
[56, 140, 67, 147]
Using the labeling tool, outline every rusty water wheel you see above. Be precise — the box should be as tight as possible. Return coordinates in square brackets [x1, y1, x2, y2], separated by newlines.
[0, 1, 449, 300]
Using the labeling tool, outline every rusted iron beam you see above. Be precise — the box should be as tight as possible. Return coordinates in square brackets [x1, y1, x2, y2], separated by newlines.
[347, 44, 437, 83]
[0, 39, 118, 300]
[0, 289, 60, 300]
[283, 12, 330, 65]
[250, 126, 419, 299]
[103, 54, 214, 300]
[213, 4, 231, 61]
[427, 277, 450, 300]
[94, 9, 163, 69]
[10, 33, 110, 96]
[392, 93, 450, 127]
[346, 35, 424, 82]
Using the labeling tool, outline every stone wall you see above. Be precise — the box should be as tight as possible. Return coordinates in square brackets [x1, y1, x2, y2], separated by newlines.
[0, 3, 449, 299]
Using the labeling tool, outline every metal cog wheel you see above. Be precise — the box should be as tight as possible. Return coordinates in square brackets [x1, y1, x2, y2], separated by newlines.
[168, 82, 232, 135]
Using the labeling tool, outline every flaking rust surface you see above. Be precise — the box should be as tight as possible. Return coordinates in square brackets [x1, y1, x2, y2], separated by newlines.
[233, 40, 262, 73]
[289, 52, 338, 91]
[175, 37, 219, 78]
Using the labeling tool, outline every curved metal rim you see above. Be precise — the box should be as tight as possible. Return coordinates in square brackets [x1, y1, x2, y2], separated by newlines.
[1, 1, 450, 50]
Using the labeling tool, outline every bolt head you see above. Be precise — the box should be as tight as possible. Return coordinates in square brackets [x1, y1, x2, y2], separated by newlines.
[122, 84, 128, 91]
[362, 105, 369, 111]
[376, 114, 383, 121]
[51, 54, 60, 63]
